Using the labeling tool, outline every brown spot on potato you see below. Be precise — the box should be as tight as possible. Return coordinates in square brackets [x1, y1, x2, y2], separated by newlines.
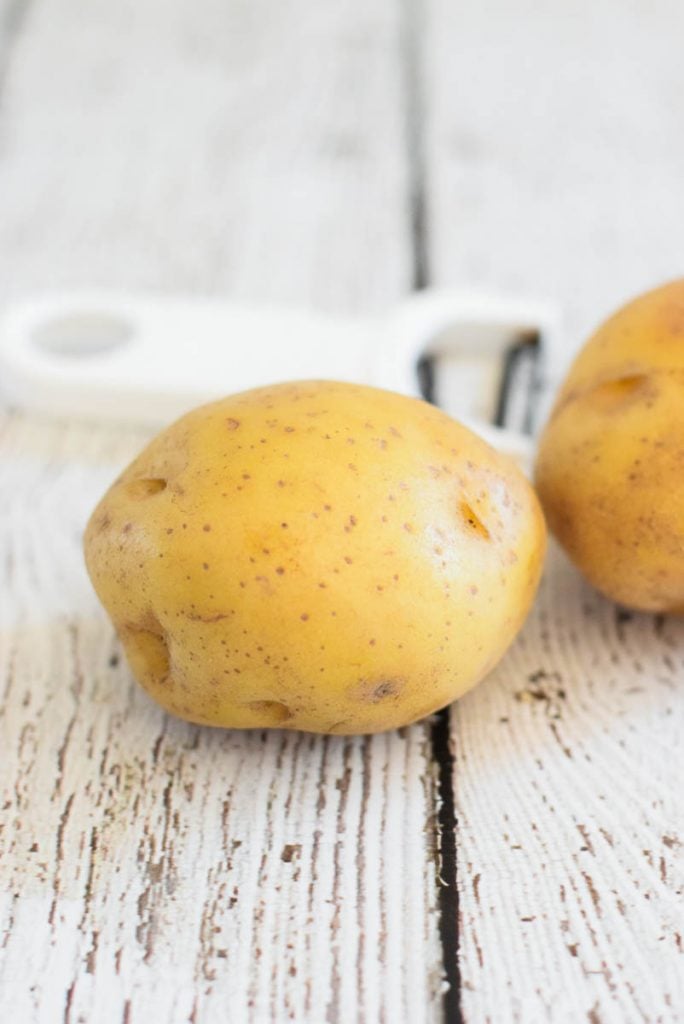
[300, 613, 310, 621]
[94, 512, 111, 533]
[368, 679, 401, 704]
[245, 700, 293, 723]
[226, 418, 240, 430]
[124, 478, 167, 500]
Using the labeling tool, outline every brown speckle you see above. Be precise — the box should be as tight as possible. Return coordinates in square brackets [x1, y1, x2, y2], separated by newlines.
[226, 418, 240, 430]
[362, 678, 403, 703]
[94, 512, 111, 533]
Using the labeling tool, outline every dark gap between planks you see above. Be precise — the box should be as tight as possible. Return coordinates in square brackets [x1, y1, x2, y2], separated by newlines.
[399, 4, 542, 1017]
[398, 0, 463, 1018]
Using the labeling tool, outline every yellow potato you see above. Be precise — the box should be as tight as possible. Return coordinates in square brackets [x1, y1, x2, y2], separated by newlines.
[535, 278, 684, 612]
[85, 380, 545, 733]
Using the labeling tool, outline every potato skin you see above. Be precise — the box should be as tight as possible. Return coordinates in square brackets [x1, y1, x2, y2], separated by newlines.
[85, 380, 545, 733]
[535, 279, 684, 612]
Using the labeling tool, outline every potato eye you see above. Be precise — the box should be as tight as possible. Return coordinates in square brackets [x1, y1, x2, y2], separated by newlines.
[587, 374, 649, 408]
[244, 700, 293, 723]
[460, 501, 490, 540]
[124, 478, 168, 499]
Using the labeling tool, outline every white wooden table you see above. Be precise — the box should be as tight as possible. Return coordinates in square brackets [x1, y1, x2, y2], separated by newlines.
[1, 2, 684, 1021]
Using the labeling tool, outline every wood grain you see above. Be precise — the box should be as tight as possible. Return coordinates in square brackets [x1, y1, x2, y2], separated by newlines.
[424, 2, 684, 1018]
[0, 2, 445, 1021]
[451, 548, 684, 1021]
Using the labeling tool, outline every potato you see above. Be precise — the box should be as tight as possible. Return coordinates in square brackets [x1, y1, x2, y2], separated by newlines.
[535, 279, 684, 612]
[85, 380, 545, 733]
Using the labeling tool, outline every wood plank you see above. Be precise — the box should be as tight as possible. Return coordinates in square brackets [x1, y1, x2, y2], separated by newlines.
[424, 0, 684, 370]
[0, 0, 411, 312]
[0, 3, 445, 1021]
[424, 2, 684, 1018]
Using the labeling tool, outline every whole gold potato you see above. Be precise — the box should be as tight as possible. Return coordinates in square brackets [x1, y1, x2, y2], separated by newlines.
[536, 279, 684, 612]
[85, 380, 545, 733]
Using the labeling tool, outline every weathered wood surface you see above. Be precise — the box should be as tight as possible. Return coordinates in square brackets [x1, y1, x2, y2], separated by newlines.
[0, 0, 410, 311]
[451, 549, 684, 1021]
[0, 1, 444, 1022]
[3, 0, 684, 1021]
[425, 2, 684, 1019]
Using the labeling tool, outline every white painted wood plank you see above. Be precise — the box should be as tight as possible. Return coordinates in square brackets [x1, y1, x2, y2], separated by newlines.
[0, 0, 410, 313]
[0, 2, 444, 1021]
[453, 549, 684, 1021]
[424, 0, 684, 373]
[425, 2, 684, 1018]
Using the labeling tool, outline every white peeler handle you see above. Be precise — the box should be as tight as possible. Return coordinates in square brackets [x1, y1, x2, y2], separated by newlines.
[0, 288, 559, 465]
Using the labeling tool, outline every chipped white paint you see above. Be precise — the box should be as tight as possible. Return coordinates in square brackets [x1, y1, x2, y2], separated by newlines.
[451, 548, 684, 1021]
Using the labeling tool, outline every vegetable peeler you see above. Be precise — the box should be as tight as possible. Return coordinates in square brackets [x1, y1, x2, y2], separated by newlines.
[0, 289, 559, 462]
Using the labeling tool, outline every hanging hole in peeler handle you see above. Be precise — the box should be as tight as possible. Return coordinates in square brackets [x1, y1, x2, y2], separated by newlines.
[31, 312, 134, 358]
